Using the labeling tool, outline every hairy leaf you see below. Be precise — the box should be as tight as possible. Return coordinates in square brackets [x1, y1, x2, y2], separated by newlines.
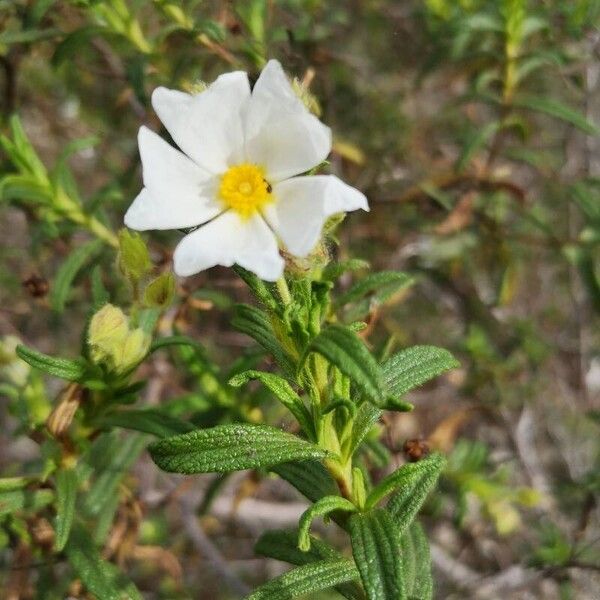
[382, 346, 459, 399]
[65, 526, 142, 600]
[247, 559, 360, 600]
[96, 409, 194, 438]
[349, 509, 406, 600]
[272, 460, 338, 502]
[383, 454, 446, 535]
[306, 324, 384, 405]
[298, 495, 357, 551]
[54, 468, 77, 551]
[232, 304, 295, 374]
[229, 370, 314, 439]
[256, 530, 365, 600]
[50, 239, 102, 313]
[149, 424, 328, 474]
[16, 344, 87, 381]
[336, 271, 414, 319]
[404, 522, 434, 600]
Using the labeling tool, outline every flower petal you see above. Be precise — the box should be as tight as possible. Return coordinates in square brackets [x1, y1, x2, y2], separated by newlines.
[173, 212, 284, 281]
[124, 127, 221, 231]
[245, 60, 332, 181]
[152, 71, 250, 174]
[263, 175, 369, 257]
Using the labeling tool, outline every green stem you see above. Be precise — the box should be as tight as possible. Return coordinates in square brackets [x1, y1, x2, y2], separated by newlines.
[276, 276, 292, 305]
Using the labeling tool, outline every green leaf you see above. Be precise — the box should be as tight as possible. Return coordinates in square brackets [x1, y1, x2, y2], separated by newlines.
[383, 454, 446, 535]
[233, 265, 278, 310]
[403, 522, 434, 600]
[65, 526, 142, 600]
[456, 121, 502, 172]
[514, 95, 599, 135]
[336, 271, 414, 319]
[272, 460, 338, 503]
[232, 304, 295, 375]
[54, 468, 77, 551]
[248, 559, 360, 600]
[255, 530, 364, 600]
[298, 495, 357, 551]
[82, 434, 146, 517]
[305, 324, 384, 405]
[350, 509, 406, 600]
[228, 370, 315, 439]
[50, 240, 103, 313]
[96, 409, 194, 438]
[382, 346, 458, 399]
[16, 344, 87, 381]
[0, 488, 54, 517]
[348, 402, 382, 457]
[149, 424, 328, 475]
[149, 335, 206, 357]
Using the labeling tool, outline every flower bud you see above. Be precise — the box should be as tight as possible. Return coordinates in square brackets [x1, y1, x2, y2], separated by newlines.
[114, 328, 151, 373]
[88, 304, 129, 363]
[143, 272, 176, 308]
[117, 228, 152, 283]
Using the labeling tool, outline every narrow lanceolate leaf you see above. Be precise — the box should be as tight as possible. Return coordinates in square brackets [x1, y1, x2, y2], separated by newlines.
[65, 526, 142, 600]
[298, 496, 357, 551]
[514, 95, 600, 135]
[348, 402, 382, 456]
[229, 370, 314, 439]
[96, 409, 194, 438]
[16, 344, 87, 381]
[306, 324, 384, 404]
[54, 468, 77, 551]
[149, 335, 207, 357]
[247, 559, 360, 600]
[149, 424, 328, 475]
[0, 488, 54, 517]
[382, 454, 446, 536]
[232, 304, 295, 374]
[50, 239, 102, 312]
[349, 509, 406, 600]
[272, 460, 338, 502]
[350, 508, 407, 600]
[404, 522, 434, 600]
[256, 530, 365, 600]
[382, 346, 459, 399]
[336, 271, 414, 319]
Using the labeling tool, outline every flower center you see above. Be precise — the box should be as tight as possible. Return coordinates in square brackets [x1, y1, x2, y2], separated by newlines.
[218, 163, 272, 218]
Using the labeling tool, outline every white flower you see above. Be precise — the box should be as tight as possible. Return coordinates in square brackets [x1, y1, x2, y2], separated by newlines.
[125, 59, 369, 281]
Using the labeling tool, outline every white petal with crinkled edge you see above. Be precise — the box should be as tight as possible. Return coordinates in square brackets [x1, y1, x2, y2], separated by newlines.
[152, 71, 250, 174]
[124, 127, 221, 231]
[173, 211, 284, 281]
[244, 60, 331, 182]
[263, 175, 369, 257]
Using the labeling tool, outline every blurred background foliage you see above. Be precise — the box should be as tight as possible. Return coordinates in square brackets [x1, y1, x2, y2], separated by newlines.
[1, 0, 600, 598]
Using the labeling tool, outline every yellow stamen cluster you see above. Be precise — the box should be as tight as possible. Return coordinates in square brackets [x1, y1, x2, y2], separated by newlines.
[218, 163, 272, 218]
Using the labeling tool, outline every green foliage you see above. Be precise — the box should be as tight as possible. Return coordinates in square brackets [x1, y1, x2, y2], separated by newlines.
[149, 424, 330, 474]
[247, 559, 360, 600]
[349, 509, 406, 600]
[54, 467, 77, 551]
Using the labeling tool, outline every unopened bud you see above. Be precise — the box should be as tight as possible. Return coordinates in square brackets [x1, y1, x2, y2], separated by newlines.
[114, 328, 151, 373]
[47, 383, 84, 438]
[88, 304, 128, 363]
[143, 272, 176, 308]
[117, 228, 152, 283]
